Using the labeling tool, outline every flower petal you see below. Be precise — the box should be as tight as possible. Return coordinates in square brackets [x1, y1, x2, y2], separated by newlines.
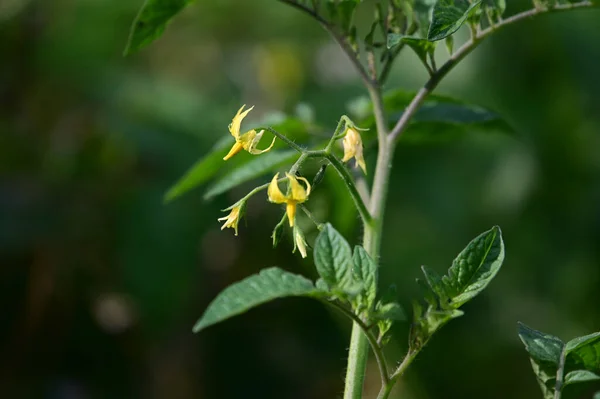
[267, 173, 286, 204]
[286, 173, 310, 202]
[247, 130, 276, 155]
[223, 141, 244, 161]
[228, 105, 254, 139]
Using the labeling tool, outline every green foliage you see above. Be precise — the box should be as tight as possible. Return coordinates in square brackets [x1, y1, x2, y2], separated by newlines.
[564, 370, 600, 386]
[428, 0, 482, 41]
[484, 0, 506, 19]
[125, 0, 195, 55]
[414, 0, 438, 37]
[164, 137, 231, 203]
[164, 116, 312, 203]
[352, 246, 378, 310]
[518, 323, 563, 398]
[565, 331, 600, 372]
[314, 223, 355, 292]
[442, 226, 504, 308]
[361, 90, 514, 144]
[387, 35, 437, 70]
[410, 227, 504, 350]
[193, 267, 322, 332]
[327, 0, 360, 33]
[203, 150, 296, 199]
[518, 323, 600, 398]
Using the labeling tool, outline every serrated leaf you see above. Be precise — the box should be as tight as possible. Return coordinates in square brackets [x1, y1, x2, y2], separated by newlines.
[428, 0, 482, 42]
[518, 322, 564, 398]
[564, 370, 600, 385]
[352, 246, 377, 309]
[314, 223, 354, 291]
[442, 226, 504, 308]
[566, 331, 600, 372]
[193, 267, 321, 332]
[164, 136, 231, 203]
[125, 0, 195, 55]
[203, 150, 296, 200]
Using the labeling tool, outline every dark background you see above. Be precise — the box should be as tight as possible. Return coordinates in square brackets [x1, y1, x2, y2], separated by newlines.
[1, 0, 599, 398]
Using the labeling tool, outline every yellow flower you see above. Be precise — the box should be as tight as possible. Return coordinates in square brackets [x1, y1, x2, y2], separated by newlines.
[341, 127, 366, 174]
[218, 203, 245, 236]
[293, 226, 308, 258]
[267, 173, 311, 227]
[224, 105, 276, 161]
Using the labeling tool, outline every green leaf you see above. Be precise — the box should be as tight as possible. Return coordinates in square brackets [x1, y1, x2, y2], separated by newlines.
[414, 0, 438, 37]
[338, 0, 359, 33]
[442, 226, 504, 308]
[374, 301, 406, 321]
[518, 322, 564, 398]
[164, 136, 231, 203]
[518, 323, 564, 365]
[420, 265, 448, 306]
[125, 0, 195, 55]
[387, 35, 437, 70]
[426, 308, 463, 333]
[193, 267, 321, 332]
[428, 0, 482, 41]
[566, 331, 600, 372]
[594, 391, 600, 399]
[362, 89, 514, 144]
[314, 223, 354, 291]
[564, 370, 600, 386]
[352, 246, 378, 309]
[203, 150, 296, 200]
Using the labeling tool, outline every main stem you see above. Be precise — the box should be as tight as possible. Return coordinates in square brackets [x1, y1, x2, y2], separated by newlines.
[343, 85, 392, 399]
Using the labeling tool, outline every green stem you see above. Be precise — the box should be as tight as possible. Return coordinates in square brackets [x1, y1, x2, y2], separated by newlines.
[324, 153, 373, 227]
[554, 346, 567, 399]
[326, 302, 390, 388]
[343, 84, 391, 399]
[376, 349, 419, 399]
[262, 126, 305, 154]
[388, 1, 597, 143]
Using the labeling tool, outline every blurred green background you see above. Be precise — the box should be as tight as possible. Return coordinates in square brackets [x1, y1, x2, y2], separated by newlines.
[1, 0, 599, 398]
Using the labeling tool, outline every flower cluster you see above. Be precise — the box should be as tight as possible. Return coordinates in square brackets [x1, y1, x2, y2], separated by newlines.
[217, 105, 366, 258]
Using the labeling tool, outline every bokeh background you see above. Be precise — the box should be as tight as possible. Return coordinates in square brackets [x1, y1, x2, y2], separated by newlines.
[1, 0, 600, 398]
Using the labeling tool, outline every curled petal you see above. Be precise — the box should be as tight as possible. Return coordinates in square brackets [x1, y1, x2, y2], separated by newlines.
[218, 205, 243, 236]
[267, 173, 286, 204]
[286, 173, 311, 202]
[228, 105, 254, 139]
[246, 130, 276, 155]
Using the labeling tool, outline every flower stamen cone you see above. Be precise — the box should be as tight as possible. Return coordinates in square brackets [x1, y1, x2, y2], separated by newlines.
[224, 105, 276, 160]
[267, 173, 311, 227]
[217, 203, 245, 236]
[341, 127, 366, 174]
